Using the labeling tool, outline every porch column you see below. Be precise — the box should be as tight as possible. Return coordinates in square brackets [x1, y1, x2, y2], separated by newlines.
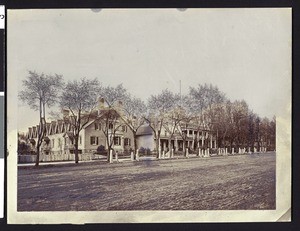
[192, 138, 194, 150]
[163, 140, 167, 151]
[120, 136, 124, 152]
[210, 134, 213, 148]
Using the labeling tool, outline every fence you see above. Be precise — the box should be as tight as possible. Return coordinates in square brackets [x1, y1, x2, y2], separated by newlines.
[18, 153, 101, 163]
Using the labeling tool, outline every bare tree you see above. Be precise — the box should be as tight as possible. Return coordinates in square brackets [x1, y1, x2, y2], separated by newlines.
[122, 95, 147, 158]
[145, 89, 177, 157]
[269, 116, 276, 151]
[231, 100, 250, 149]
[60, 78, 100, 164]
[189, 83, 226, 152]
[174, 96, 195, 156]
[98, 84, 128, 162]
[19, 71, 63, 166]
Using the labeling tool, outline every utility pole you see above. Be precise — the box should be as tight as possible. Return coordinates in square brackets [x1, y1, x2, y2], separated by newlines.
[179, 80, 182, 106]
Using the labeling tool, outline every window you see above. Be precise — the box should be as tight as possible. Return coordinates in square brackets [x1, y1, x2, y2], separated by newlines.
[94, 123, 101, 130]
[79, 136, 82, 145]
[124, 138, 131, 146]
[52, 139, 55, 148]
[90, 136, 99, 145]
[109, 123, 113, 130]
[114, 136, 121, 146]
[122, 125, 127, 132]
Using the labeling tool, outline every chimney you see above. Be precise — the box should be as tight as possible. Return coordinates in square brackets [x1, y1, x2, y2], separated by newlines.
[62, 109, 70, 120]
[28, 127, 32, 138]
[114, 100, 124, 116]
[98, 97, 105, 110]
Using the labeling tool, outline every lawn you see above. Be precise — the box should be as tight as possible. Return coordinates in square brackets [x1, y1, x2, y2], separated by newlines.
[18, 152, 276, 211]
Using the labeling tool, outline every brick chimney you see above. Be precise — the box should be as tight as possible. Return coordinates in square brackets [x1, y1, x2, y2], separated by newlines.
[98, 97, 105, 110]
[62, 109, 69, 120]
[114, 100, 124, 116]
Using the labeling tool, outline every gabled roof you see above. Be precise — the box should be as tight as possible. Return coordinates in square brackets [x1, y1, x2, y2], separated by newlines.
[63, 132, 74, 141]
[136, 125, 153, 136]
[82, 119, 96, 129]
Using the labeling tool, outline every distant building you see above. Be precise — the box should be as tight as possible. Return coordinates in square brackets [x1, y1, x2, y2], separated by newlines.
[136, 123, 217, 152]
[23, 100, 217, 157]
[25, 100, 135, 156]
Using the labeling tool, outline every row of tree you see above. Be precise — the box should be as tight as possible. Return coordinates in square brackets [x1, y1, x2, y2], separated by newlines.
[19, 71, 276, 166]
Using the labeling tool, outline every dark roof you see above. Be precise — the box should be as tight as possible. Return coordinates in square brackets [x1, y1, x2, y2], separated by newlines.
[63, 132, 74, 140]
[136, 125, 153, 136]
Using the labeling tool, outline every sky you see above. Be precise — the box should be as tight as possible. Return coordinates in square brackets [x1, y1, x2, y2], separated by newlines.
[7, 8, 291, 133]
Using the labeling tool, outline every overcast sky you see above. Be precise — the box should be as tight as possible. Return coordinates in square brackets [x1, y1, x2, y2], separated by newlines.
[7, 8, 291, 133]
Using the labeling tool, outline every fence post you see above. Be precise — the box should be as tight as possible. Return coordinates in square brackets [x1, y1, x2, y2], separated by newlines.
[136, 150, 139, 161]
[171, 149, 174, 158]
[115, 151, 118, 162]
[186, 148, 189, 158]
[131, 151, 134, 161]
[109, 150, 113, 163]
[158, 147, 161, 159]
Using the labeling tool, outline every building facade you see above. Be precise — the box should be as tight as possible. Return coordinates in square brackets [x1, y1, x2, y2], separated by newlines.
[26, 111, 135, 156]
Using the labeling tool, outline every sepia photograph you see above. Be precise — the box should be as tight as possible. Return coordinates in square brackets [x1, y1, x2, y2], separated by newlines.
[6, 8, 291, 223]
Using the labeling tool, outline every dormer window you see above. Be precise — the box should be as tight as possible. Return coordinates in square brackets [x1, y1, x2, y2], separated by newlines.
[94, 123, 101, 130]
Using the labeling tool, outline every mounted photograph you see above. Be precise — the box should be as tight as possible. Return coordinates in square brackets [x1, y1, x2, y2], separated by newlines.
[6, 8, 291, 223]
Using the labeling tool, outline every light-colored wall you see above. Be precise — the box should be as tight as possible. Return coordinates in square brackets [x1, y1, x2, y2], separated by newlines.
[48, 133, 64, 153]
[136, 135, 155, 150]
[122, 125, 134, 151]
[84, 122, 106, 151]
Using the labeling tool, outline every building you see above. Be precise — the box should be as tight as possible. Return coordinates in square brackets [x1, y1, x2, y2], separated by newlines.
[25, 101, 135, 156]
[23, 99, 217, 158]
[136, 123, 217, 153]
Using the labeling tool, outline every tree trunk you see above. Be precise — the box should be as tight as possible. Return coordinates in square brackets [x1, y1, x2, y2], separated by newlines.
[35, 142, 40, 167]
[133, 132, 137, 160]
[168, 137, 172, 153]
[74, 137, 79, 164]
[154, 131, 161, 158]
[35, 101, 43, 167]
[107, 141, 112, 162]
[155, 138, 159, 158]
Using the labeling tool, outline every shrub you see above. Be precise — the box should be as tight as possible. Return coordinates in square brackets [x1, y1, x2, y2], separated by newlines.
[139, 147, 146, 154]
[97, 145, 106, 154]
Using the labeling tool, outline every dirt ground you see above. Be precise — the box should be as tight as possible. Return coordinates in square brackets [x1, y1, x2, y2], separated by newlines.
[17, 152, 276, 211]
